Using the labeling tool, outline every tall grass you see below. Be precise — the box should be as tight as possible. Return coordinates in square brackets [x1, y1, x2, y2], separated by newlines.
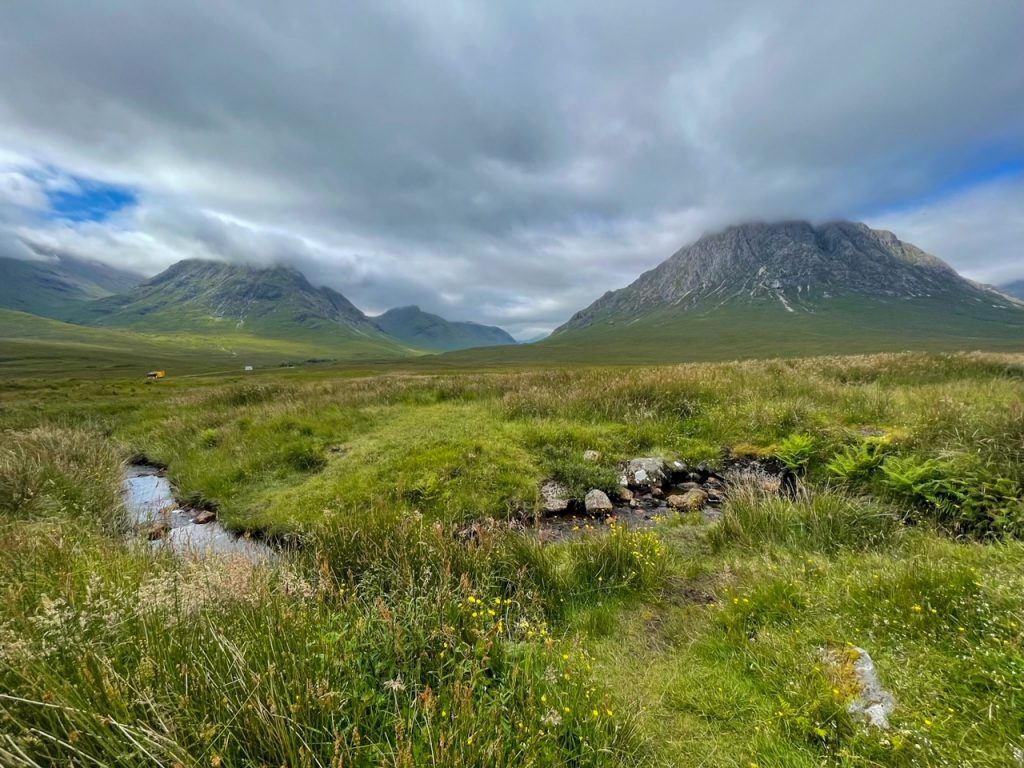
[709, 484, 904, 553]
[0, 427, 123, 527]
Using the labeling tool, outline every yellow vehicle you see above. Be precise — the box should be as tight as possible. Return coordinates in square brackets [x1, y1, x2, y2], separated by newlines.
[146, 370, 166, 380]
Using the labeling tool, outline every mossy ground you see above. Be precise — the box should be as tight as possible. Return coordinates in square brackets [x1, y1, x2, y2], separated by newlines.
[2, 352, 1024, 765]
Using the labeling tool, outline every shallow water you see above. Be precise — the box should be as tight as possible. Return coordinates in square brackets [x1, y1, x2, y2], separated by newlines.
[123, 465, 273, 561]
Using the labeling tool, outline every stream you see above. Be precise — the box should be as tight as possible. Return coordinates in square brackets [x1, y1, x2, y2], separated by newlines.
[123, 464, 274, 561]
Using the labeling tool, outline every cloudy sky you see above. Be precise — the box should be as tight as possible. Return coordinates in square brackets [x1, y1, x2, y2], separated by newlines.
[0, 1, 1022, 338]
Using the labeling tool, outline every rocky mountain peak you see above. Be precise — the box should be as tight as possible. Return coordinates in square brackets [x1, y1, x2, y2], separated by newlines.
[557, 220, 985, 332]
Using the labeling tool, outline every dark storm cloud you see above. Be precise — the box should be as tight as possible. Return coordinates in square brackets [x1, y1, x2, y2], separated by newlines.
[0, 1, 1022, 336]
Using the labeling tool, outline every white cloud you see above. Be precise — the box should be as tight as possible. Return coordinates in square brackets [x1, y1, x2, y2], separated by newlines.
[0, 1, 1022, 334]
[869, 174, 1024, 286]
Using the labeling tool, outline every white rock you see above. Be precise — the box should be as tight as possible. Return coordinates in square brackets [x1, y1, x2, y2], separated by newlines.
[540, 481, 571, 514]
[584, 489, 613, 515]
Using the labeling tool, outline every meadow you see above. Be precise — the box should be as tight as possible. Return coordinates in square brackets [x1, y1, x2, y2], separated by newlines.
[2, 351, 1024, 766]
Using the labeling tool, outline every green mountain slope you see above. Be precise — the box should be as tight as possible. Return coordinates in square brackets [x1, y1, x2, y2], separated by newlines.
[68, 259, 416, 358]
[371, 305, 516, 351]
[0, 254, 141, 318]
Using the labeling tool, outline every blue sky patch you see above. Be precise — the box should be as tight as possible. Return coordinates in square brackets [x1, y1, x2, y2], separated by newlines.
[45, 175, 137, 222]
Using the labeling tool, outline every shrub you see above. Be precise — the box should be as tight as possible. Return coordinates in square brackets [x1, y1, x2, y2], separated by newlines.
[878, 454, 1024, 537]
[775, 433, 817, 472]
[825, 438, 890, 483]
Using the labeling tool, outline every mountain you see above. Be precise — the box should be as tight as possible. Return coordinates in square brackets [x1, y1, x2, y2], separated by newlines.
[1001, 280, 1024, 300]
[371, 305, 516, 351]
[526, 220, 1024, 362]
[0, 253, 141, 318]
[69, 259, 416, 358]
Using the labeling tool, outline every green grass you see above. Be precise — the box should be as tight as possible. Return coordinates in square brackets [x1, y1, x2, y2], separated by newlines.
[0, 309, 420, 378]
[443, 295, 1024, 366]
[2, 352, 1024, 765]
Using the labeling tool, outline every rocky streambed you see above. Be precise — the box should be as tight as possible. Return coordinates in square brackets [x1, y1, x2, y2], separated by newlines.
[124, 463, 274, 561]
[531, 454, 796, 540]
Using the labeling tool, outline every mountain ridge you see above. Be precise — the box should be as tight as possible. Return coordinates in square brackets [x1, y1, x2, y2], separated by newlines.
[372, 305, 516, 351]
[64, 259, 421, 361]
[555, 220, 1017, 334]
[0, 253, 142, 318]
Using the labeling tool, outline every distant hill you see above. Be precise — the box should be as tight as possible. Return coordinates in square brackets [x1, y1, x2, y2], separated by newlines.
[69, 259, 416, 359]
[440, 221, 1024, 365]
[372, 305, 516, 351]
[0, 254, 141, 318]
[1001, 280, 1024, 300]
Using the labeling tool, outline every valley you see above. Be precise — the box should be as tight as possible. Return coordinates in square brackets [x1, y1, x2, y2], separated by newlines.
[2, 222, 1024, 766]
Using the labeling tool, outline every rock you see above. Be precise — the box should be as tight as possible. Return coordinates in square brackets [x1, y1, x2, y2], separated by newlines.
[145, 522, 169, 540]
[619, 458, 668, 491]
[676, 481, 701, 492]
[705, 477, 725, 490]
[651, 487, 665, 499]
[582, 450, 601, 462]
[667, 489, 708, 512]
[192, 509, 216, 525]
[668, 460, 690, 481]
[541, 481, 572, 514]
[842, 646, 896, 730]
[615, 486, 634, 502]
[584, 489, 614, 515]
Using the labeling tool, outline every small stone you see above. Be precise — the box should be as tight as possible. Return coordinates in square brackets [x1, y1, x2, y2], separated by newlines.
[677, 482, 701, 491]
[619, 458, 668, 491]
[541, 481, 571, 514]
[584, 489, 614, 515]
[615, 486, 634, 502]
[651, 487, 665, 499]
[193, 509, 216, 525]
[705, 477, 725, 490]
[582, 450, 601, 462]
[667, 489, 708, 512]
[145, 522, 169, 540]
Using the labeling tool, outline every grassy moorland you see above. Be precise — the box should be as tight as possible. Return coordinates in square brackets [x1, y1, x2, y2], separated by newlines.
[2, 352, 1024, 766]
[0, 309, 423, 379]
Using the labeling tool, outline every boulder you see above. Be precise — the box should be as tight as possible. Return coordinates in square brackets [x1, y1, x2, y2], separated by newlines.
[619, 458, 668, 491]
[582, 450, 602, 462]
[541, 481, 572, 514]
[192, 509, 216, 525]
[667, 489, 708, 512]
[584, 489, 614, 515]
[145, 522, 169, 541]
[676, 481, 701, 492]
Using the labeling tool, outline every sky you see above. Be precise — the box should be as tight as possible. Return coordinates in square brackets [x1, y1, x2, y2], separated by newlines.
[0, 2, 1022, 339]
